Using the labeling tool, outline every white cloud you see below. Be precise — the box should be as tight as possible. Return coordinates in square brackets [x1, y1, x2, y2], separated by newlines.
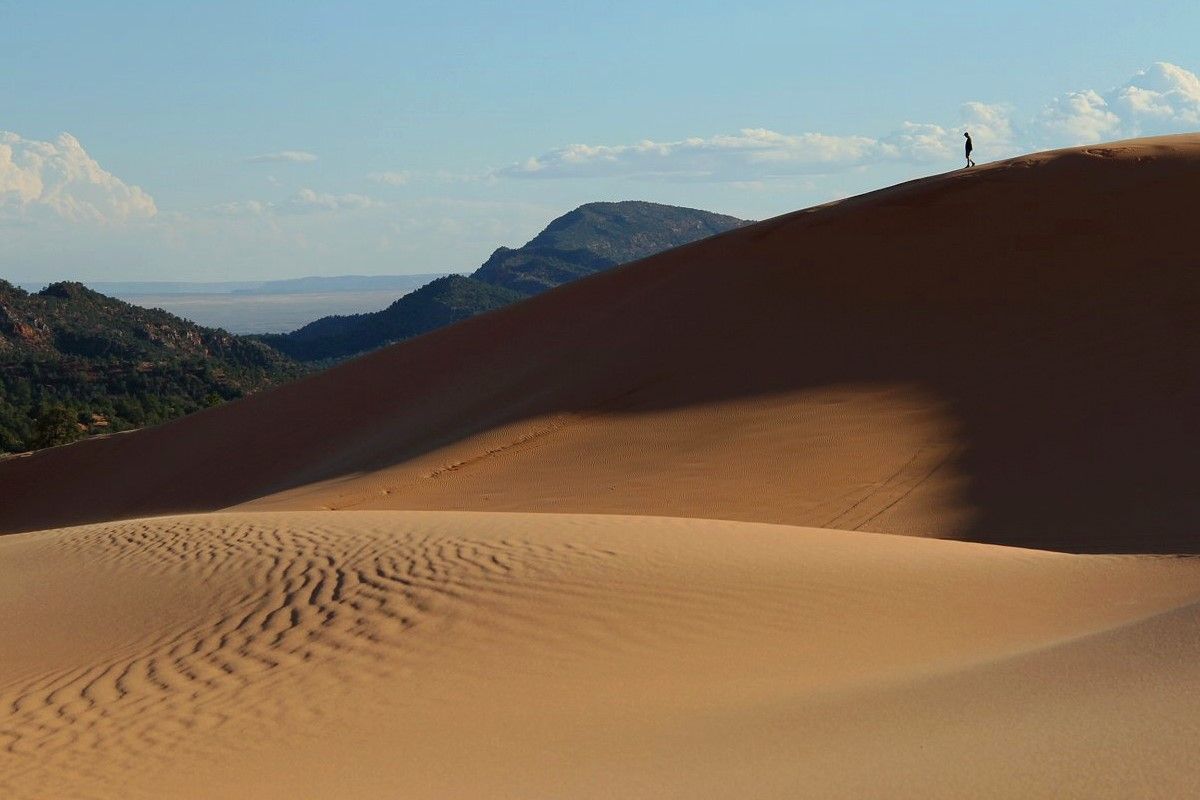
[210, 189, 381, 217]
[0, 132, 157, 223]
[1038, 62, 1200, 144]
[367, 170, 410, 186]
[9, 61, 1200, 285]
[501, 126, 962, 182]
[1037, 89, 1123, 144]
[501, 105, 1028, 183]
[961, 102, 1017, 150]
[208, 199, 270, 216]
[246, 150, 318, 163]
[503, 62, 1200, 182]
[880, 122, 954, 161]
[282, 188, 379, 213]
[1109, 62, 1200, 132]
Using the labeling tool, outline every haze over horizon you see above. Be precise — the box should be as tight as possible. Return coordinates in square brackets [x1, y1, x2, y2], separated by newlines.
[2, 1, 1199, 283]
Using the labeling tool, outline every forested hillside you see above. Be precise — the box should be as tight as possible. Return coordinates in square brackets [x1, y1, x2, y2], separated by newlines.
[0, 280, 302, 452]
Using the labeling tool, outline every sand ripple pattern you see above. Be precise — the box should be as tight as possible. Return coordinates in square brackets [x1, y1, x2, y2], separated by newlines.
[0, 513, 621, 799]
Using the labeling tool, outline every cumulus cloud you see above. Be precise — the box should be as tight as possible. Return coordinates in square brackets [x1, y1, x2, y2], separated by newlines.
[960, 102, 1018, 151]
[246, 150, 318, 163]
[1037, 89, 1121, 144]
[877, 104, 1017, 164]
[502, 104, 1030, 183]
[880, 122, 954, 161]
[502, 62, 1200, 182]
[367, 170, 410, 186]
[1109, 62, 1200, 131]
[0, 132, 157, 223]
[501, 126, 962, 182]
[1038, 62, 1200, 144]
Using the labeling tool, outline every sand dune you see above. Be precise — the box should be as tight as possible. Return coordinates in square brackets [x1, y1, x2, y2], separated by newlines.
[2, 136, 1198, 552]
[3, 136, 1200, 796]
[3, 510, 1200, 799]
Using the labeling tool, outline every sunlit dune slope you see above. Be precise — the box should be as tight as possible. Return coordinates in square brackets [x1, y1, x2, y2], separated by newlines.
[3, 511, 1200, 799]
[2, 135, 1197, 551]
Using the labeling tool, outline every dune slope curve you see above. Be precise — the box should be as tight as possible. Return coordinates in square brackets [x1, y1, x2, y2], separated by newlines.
[2, 136, 1199, 552]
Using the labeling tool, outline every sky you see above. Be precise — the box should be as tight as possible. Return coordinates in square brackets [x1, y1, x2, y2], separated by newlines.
[2, 1, 1199, 283]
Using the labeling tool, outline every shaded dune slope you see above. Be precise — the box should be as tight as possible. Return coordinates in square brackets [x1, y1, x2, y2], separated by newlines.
[2, 135, 1198, 551]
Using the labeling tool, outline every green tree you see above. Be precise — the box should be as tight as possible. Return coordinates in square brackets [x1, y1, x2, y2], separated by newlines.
[31, 405, 83, 449]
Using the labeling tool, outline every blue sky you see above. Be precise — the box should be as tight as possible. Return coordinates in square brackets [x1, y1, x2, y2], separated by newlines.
[2, 1, 1198, 282]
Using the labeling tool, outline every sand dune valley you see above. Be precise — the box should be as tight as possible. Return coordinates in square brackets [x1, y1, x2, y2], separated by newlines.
[4, 135, 1200, 798]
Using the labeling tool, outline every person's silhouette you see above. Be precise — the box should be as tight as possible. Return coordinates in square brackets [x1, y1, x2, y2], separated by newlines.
[964, 132, 975, 168]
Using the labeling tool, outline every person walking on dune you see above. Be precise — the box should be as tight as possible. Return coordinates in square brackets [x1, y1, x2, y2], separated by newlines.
[964, 131, 975, 168]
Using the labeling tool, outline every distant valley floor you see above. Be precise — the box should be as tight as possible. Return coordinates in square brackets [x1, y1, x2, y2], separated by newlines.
[115, 288, 420, 334]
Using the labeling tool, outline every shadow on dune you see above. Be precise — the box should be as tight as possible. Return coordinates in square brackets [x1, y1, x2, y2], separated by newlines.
[2, 136, 1198, 553]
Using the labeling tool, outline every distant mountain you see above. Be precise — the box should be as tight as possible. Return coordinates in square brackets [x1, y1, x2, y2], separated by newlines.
[259, 275, 523, 362]
[474, 201, 748, 295]
[264, 201, 750, 361]
[0, 280, 302, 452]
